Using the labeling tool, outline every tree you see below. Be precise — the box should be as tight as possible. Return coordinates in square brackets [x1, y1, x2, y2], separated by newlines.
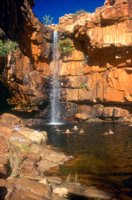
[42, 15, 53, 25]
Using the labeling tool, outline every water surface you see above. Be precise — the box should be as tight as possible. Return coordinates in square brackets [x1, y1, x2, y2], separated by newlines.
[37, 122, 132, 199]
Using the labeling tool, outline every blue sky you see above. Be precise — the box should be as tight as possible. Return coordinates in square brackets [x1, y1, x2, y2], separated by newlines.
[33, 0, 105, 24]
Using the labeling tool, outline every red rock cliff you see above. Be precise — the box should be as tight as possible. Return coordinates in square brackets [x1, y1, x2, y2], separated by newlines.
[0, 0, 52, 62]
[57, 0, 132, 109]
[0, 0, 132, 118]
[0, 0, 52, 111]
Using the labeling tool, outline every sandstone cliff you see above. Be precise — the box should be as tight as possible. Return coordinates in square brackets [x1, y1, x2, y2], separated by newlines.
[56, 0, 132, 120]
[58, 0, 132, 103]
[0, 0, 52, 111]
[0, 0, 52, 62]
[0, 0, 132, 120]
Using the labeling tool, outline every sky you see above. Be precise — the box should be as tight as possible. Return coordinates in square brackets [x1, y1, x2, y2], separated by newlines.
[33, 0, 105, 24]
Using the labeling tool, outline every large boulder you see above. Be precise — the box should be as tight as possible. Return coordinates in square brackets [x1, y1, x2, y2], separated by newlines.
[1, 113, 23, 126]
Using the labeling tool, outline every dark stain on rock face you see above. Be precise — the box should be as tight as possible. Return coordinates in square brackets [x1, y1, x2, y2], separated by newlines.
[0, 187, 8, 200]
[0, 0, 33, 40]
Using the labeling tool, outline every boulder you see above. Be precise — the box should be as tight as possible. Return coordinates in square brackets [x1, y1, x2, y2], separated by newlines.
[38, 146, 71, 173]
[53, 187, 68, 197]
[16, 127, 47, 145]
[6, 178, 51, 200]
[1, 113, 23, 127]
[76, 104, 131, 121]
[75, 113, 89, 120]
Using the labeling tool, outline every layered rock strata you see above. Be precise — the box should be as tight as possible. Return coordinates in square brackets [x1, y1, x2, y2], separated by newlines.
[56, 0, 132, 120]
[0, 0, 52, 110]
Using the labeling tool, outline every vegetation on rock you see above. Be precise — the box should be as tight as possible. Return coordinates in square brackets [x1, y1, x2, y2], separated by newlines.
[0, 40, 18, 57]
[58, 38, 74, 57]
[79, 83, 89, 91]
[74, 9, 88, 15]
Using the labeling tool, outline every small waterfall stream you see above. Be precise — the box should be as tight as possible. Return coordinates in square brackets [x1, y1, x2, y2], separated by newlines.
[50, 31, 61, 124]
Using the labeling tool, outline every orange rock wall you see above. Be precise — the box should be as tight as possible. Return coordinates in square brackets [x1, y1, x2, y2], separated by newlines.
[0, 0, 52, 110]
[0, 0, 131, 114]
[58, 0, 132, 107]
[60, 49, 132, 104]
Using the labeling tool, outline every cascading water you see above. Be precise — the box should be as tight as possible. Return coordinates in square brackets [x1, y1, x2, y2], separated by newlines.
[50, 30, 61, 124]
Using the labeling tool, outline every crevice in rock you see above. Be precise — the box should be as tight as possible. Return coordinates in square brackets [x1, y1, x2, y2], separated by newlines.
[0, 187, 8, 200]
[110, 0, 116, 6]
[0, 81, 11, 114]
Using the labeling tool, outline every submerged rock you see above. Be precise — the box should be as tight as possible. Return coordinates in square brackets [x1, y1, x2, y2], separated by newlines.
[38, 146, 72, 174]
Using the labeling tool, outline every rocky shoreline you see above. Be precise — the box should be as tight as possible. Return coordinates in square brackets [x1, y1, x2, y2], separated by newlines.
[0, 113, 69, 200]
[0, 113, 118, 200]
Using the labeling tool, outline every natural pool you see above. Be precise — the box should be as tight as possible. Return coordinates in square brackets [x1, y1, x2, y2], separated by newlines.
[36, 122, 132, 199]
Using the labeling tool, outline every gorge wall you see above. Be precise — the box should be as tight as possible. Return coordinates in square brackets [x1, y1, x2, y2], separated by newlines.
[0, 0, 132, 121]
[0, 0, 52, 111]
[0, 0, 52, 61]
[56, 0, 132, 120]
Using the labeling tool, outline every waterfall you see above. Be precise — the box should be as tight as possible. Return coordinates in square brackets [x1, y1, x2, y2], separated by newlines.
[50, 30, 61, 124]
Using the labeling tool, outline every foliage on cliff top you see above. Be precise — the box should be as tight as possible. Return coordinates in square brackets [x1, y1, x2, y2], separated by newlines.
[58, 38, 74, 57]
[42, 15, 53, 25]
[74, 9, 88, 15]
[0, 40, 18, 57]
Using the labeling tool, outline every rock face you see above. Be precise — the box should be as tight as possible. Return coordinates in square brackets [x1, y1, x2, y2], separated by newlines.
[0, 0, 52, 111]
[56, 0, 132, 120]
[0, 113, 71, 200]
[75, 104, 131, 121]
[0, 0, 52, 62]
[58, 0, 132, 103]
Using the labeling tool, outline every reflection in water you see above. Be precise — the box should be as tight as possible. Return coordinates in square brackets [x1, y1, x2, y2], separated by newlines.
[37, 123, 132, 199]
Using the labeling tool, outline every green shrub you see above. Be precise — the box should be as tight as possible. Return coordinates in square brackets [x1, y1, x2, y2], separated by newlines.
[42, 15, 53, 25]
[0, 40, 4, 56]
[0, 40, 18, 57]
[58, 38, 74, 57]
